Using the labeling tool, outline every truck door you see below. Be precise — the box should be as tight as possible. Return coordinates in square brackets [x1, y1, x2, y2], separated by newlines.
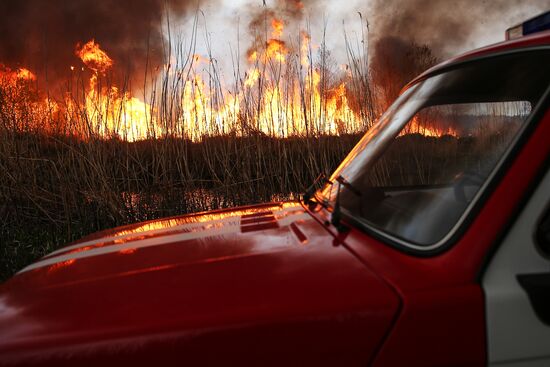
[483, 166, 550, 366]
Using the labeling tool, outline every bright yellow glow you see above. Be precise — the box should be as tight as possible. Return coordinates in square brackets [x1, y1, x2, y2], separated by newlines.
[75, 40, 114, 74]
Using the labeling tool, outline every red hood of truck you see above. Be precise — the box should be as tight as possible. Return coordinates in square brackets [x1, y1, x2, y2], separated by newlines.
[0, 202, 399, 366]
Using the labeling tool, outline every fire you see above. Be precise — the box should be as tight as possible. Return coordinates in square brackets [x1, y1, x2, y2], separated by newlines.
[0, 65, 36, 85]
[265, 18, 288, 63]
[73, 40, 155, 141]
[300, 31, 311, 65]
[266, 39, 288, 63]
[244, 69, 260, 87]
[76, 40, 114, 74]
[247, 51, 258, 63]
[234, 17, 361, 137]
[0, 9, 458, 142]
[15, 68, 36, 81]
[400, 116, 458, 138]
[272, 19, 284, 38]
[47, 259, 76, 272]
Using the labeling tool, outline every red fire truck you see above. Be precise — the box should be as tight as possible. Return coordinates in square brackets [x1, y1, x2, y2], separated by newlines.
[1, 12, 550, 367]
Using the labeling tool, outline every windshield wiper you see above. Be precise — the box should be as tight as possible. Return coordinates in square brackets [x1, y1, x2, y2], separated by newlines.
[303, 173, 362, 233]
[302, 173, 332, 206]
[335, 175, 362, 197]
[331, 175, 362, 233]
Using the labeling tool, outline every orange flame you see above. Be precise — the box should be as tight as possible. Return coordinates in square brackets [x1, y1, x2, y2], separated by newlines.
[0, 65, 36, 85]
[47, 259, 76, 273]
[73, 40, 155, 141]
[400, 116, 458, 138]
[272, 19, 284, 38]
[266, 39, 288, 63]
[15, 68, 36, 81]
[76, 40, 114, 74]
[244, 68, 260, 87]
[1, 13, 460, 142]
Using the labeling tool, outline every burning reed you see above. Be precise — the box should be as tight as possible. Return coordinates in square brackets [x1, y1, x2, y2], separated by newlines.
[0, 8, 438, 279]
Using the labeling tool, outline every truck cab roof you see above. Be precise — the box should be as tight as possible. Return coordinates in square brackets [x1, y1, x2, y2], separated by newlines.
[406, 30, 550, 90]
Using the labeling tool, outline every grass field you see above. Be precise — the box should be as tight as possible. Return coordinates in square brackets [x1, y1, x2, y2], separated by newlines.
[0, 130, 363, 280]
[0, 14, 439, 280]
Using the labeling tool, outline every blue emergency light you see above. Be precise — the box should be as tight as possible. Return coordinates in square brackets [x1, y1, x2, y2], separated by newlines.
[506, 10, 550, 40]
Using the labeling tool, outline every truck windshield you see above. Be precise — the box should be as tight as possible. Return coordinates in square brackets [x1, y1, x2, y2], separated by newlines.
[321, 50, 550, 249]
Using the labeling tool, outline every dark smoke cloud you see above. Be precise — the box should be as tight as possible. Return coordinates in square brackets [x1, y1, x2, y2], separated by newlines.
[0, 0, 203, 89]
[370, 36, 438, 109]
[247, 0, 323, 31]
[246, 0, 318, 60]
[274, 0, 314, 19]
[369, 0, 550, 57]
[368, 0, 550, 107]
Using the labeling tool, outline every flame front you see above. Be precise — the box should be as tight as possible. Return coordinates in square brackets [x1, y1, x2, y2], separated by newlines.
[0, 14, 455, 142]
[271, 19, 284, 38]
[0, 65, 36, 85]
[72, 40, 153, 141]
[76, 40, 114, 74]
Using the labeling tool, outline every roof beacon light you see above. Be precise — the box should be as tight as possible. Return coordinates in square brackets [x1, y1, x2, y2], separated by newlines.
[506, 10, 550, 40]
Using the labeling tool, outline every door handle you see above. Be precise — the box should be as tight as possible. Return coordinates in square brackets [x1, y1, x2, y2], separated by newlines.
[517, 273, 550, 326]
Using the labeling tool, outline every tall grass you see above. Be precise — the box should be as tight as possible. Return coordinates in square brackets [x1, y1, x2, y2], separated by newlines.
[0, 15, 388, 280]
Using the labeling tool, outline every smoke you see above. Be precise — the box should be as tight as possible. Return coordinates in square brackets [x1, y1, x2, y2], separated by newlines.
[1, 0, 548, 94]
[370, 37, 438, 109]
[0, 0, 205, 89]
[368, 0, 550, 57]
[245, 0, 316, 64]
[367, 0, 550, 107]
